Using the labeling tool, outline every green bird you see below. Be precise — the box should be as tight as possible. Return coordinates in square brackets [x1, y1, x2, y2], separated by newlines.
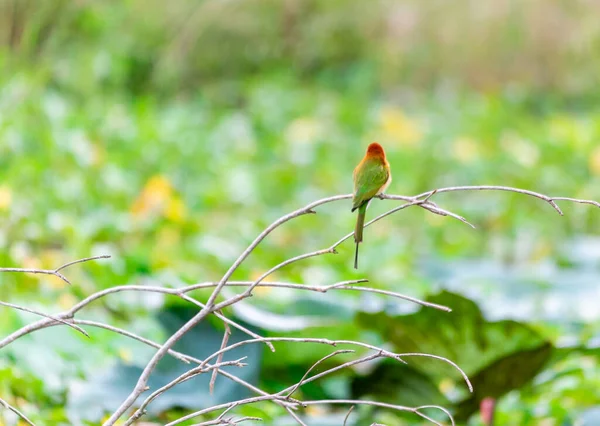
[351, 142, 392, 269]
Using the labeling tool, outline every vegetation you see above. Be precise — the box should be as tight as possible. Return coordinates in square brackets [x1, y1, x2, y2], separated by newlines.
[1, 0, 600, 424]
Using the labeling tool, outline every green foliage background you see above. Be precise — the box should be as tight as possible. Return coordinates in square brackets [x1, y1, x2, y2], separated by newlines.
[1, 0, 600, 425]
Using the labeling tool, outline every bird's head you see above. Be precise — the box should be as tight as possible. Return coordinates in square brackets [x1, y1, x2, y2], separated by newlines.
[366, 142, 386, 159]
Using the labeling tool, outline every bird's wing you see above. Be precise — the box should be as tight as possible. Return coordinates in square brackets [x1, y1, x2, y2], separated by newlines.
[352, 159, 389, 210]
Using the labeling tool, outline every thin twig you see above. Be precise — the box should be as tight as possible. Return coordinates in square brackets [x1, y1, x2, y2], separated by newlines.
[286, 349, 354, 398]
[124, 357, 248, 426]
[187, 279, 450, 312]
[54, 255, 112, 272]
[277, 352, 384, 395]
[9, 187, 597, 425]
[420, 203, 476, 228]
[409, 185, 576, 215]
[75, 319, 191, 363]
[0, 315, 293, 425]
[0, 283, 276, 352]
[192, 415, 263, 426]
[210, 321, 231, 394]
[0, 300, 89, 338]
[177, 293, 275, 352]
[551, 196, 600, 208]
[399, 353, 473, 392]
[165, 394, 295, 426]
[0, 397, 36, 426]
[199, 338, 405, 369]
[286, 407, 308, 426]
[301, 400, 453, 426]
[343, 405, 355, 426]
[131, 346, 401, 425]
[0, 255, 110, 285]
[104, 195, 349, 425]
[0, 280, 448, 352]
[215, 404, 238, 422]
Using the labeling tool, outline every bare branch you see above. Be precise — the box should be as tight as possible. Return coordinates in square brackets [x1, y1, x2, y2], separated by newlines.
[286, 407, 308, 426]
[399, 353, 473, 392]
[75, 319, 191, 364]
[215, 404, 238, 423]
[0, 300, 89, 338]
[177, 293, 275, 352]
[210, 321, 231, 395]
[9, 186, 596, 425]
[165, 394, 295, 426]
[286, 349, 354, 398]
[419, 203, 476, 228]
[301, 400, 454, 426]
[124, 357, 248, 426]
[407, 185, 600, 215]
[0, 255, 110, 285]
[0, 279, 448, 352]
[192, 415, 263, 426]
[416, 405, 456, 426]
[277, 352, 384, 394]
[343, 405, 355, 426]
[0, 282, 275, 353]
[128, 342, 403, 425]
[192, 280, 451, 312]
[199, 337, 406, 369]
[54, 255, 112, 272]
[551, 196, 600, 208]
[73, 320, 287, 408]
[103, 195, 354, 424]
[0, 397, 36, 426]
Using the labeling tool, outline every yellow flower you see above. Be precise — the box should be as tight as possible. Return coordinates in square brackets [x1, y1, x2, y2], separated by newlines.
[165, 197, 186, 223]
[130, 175, 186, 222]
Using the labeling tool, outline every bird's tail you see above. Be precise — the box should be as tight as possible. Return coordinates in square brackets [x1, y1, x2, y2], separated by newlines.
[354, 205, 366, 269]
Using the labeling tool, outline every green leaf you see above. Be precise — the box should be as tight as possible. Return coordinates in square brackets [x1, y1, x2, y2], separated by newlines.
[357, 291, 554, 421]
[351, 360, 448, 406]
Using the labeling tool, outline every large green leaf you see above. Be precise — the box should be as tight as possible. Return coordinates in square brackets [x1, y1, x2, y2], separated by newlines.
[357, 291, 554, 421]
[351, 360, 447, 406]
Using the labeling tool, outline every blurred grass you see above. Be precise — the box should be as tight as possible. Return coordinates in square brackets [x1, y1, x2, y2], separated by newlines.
[1, 0, 600, 424]
[2, 0, 600, 96]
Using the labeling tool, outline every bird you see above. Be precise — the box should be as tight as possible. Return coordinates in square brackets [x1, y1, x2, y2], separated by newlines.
[351, 142, 392, 269]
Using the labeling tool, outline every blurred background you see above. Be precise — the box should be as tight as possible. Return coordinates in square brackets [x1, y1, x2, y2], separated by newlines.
[1, 0, 600, 424]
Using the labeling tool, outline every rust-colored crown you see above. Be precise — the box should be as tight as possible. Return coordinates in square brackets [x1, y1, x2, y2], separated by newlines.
[366, 142, 386, 158]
